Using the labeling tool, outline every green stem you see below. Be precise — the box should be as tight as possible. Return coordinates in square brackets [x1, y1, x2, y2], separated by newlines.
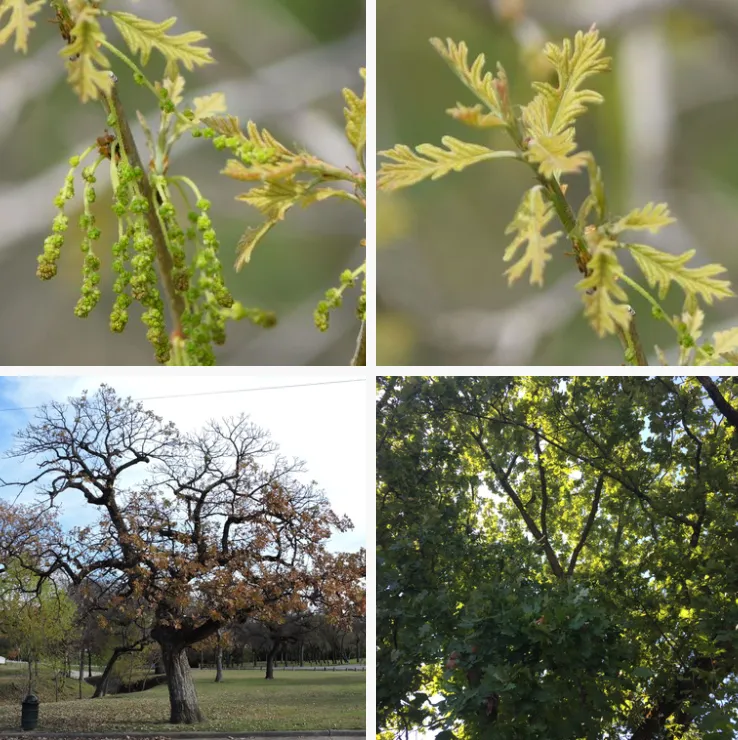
[620, 274, 678, 333]
[351, 321, 366, 366]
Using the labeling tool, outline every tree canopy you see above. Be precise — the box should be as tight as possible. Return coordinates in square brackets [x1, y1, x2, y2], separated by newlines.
[377, 376, 738, 740]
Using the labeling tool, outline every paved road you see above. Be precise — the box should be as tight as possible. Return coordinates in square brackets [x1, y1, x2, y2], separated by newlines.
[66, 669, 103, 679]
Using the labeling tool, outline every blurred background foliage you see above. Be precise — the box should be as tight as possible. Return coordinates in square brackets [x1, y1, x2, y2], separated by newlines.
[0, 0, 365, 365]
[377, 0, 738, 366]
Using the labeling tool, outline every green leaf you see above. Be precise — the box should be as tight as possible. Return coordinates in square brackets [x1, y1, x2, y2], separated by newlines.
[234, 218, 281, 271]
[446, 103, 505, 128]
[430, 37, 507, 119]
[578, 154, 607, 224]
[343, 68, 366, 156]
[612, 203, 675, 234]
[712, 327, 738, 358]
[503, 186, 562, 286]
[577, 243, 632, 336]
[526, 27, 611, 136]
[110, 11, 214, 77]
[627, 243, 733, 304]
[378, 137, 517, 191]
[0, 0, 44, 52]
[60, 7, 113, 103]
[191, 92, 227, 122]
[522, 27, 610, 177]
[523, 126, 589, 178]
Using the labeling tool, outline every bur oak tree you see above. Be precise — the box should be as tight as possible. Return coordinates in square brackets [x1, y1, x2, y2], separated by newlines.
[0, 384, 362, 724]
[377, 376, 738, 740]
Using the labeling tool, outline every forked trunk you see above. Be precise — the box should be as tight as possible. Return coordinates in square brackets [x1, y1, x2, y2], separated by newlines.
[160, 641, 203, 724]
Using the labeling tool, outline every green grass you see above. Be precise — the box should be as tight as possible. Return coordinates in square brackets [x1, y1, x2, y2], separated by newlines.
[0, 663, 94, 704]
[0, 669, 365, 732]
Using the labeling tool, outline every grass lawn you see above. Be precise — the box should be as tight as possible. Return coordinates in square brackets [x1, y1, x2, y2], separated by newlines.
[0, 669, 365, 733]
[0, 664, 94, 704]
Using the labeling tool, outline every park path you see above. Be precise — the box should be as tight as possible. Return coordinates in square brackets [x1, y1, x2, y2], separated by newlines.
[66, 669, 103, 679]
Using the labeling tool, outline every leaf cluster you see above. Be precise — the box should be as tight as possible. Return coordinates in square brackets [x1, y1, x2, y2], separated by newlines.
[377, 28, 738, 365]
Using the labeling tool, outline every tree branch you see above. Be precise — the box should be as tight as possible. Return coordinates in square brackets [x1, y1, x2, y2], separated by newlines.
[470, 428, 565, 580]
[567, 474, 604, 575]
[697, 376, 738, 431]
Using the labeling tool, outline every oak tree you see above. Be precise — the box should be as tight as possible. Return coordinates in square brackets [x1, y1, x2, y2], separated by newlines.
[0, 384, 362, 724]
[377, 376, 738, 740]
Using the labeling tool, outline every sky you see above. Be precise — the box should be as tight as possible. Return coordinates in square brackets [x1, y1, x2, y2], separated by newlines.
[0, 374, 367, 554]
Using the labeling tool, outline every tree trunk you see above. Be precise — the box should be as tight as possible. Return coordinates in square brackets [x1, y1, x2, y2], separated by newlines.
[214, 629, 223, 683]
[87, 649, 92, 678]
[79, 648, 84, 699]
[160, 641, 203, 724]
[93, 646, 129, 698]
[264, 644, 279, 680]
[299, 642, 304, 667]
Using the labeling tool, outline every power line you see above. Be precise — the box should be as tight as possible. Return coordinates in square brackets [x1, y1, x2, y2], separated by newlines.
[0, 378, 365, 414]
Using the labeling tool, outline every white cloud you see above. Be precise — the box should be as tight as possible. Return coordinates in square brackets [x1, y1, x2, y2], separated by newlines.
[0, 374, 366, 553]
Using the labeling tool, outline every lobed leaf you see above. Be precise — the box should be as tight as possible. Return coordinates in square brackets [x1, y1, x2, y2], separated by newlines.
[110, 11, 214, 77]
[627, 243, 733, 304]
[503, 186, 562, 286]
[577, 153, 607, 224]
[522, 27, 610, 177]
[0, 0, 44, 53]
[446, 103, 505, 128]
[523, 123, 589, 178]
[343, 68, 366, 156]
[378, 137, 517, 191]
[60, 6, 113, 103]
[577, 243, 632, 337]
[612, 203, 675, 234]
[528, 26, 611, 136]
[430, 38, 506, 119]
[234, 218, 282, 271]
[712, 327, 738, 362]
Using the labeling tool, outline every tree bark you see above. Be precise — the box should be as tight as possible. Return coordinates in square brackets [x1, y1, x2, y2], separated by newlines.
[214, 629, 223, 683]
[79, 648, 84, 699]
[94, 644, 144, 698]
[264, 644, 279, 680]
[160, 640, 204, 723]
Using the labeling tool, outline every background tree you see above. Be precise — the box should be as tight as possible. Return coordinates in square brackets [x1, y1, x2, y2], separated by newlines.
[377, 376, 738, 740]
[0, 384, 361, 724]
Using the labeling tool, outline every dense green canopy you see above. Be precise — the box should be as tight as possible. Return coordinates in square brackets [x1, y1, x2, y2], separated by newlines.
[377, 376, 738, 740]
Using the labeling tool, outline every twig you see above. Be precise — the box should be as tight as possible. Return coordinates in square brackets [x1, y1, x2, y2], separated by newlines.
[351, 321, 366, 366]
[100, 74, 185, 337]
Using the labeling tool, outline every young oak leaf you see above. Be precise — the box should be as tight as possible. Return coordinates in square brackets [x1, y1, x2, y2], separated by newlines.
[430, 38, 507, 119]
[109, 11, 214, 78]
[627, 243, 733, 304]
[60, 6, 113, 103]
[577, 243, 632, 337]
[522, 27, 610, 177]
[712, 327, 738, 363]
[343, 68, 366, 156]
[446, 103, 505, 128]
[377, 137, 517, 191]
[503, 186, 562, 286]
[612, 203, 675, 234]
[524, 127, 590, 178]
[0, 0, 45, 53]
[528, 26, 611, 136]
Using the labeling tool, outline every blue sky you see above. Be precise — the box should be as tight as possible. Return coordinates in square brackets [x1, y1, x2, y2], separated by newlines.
[0, 374, 366, 553]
